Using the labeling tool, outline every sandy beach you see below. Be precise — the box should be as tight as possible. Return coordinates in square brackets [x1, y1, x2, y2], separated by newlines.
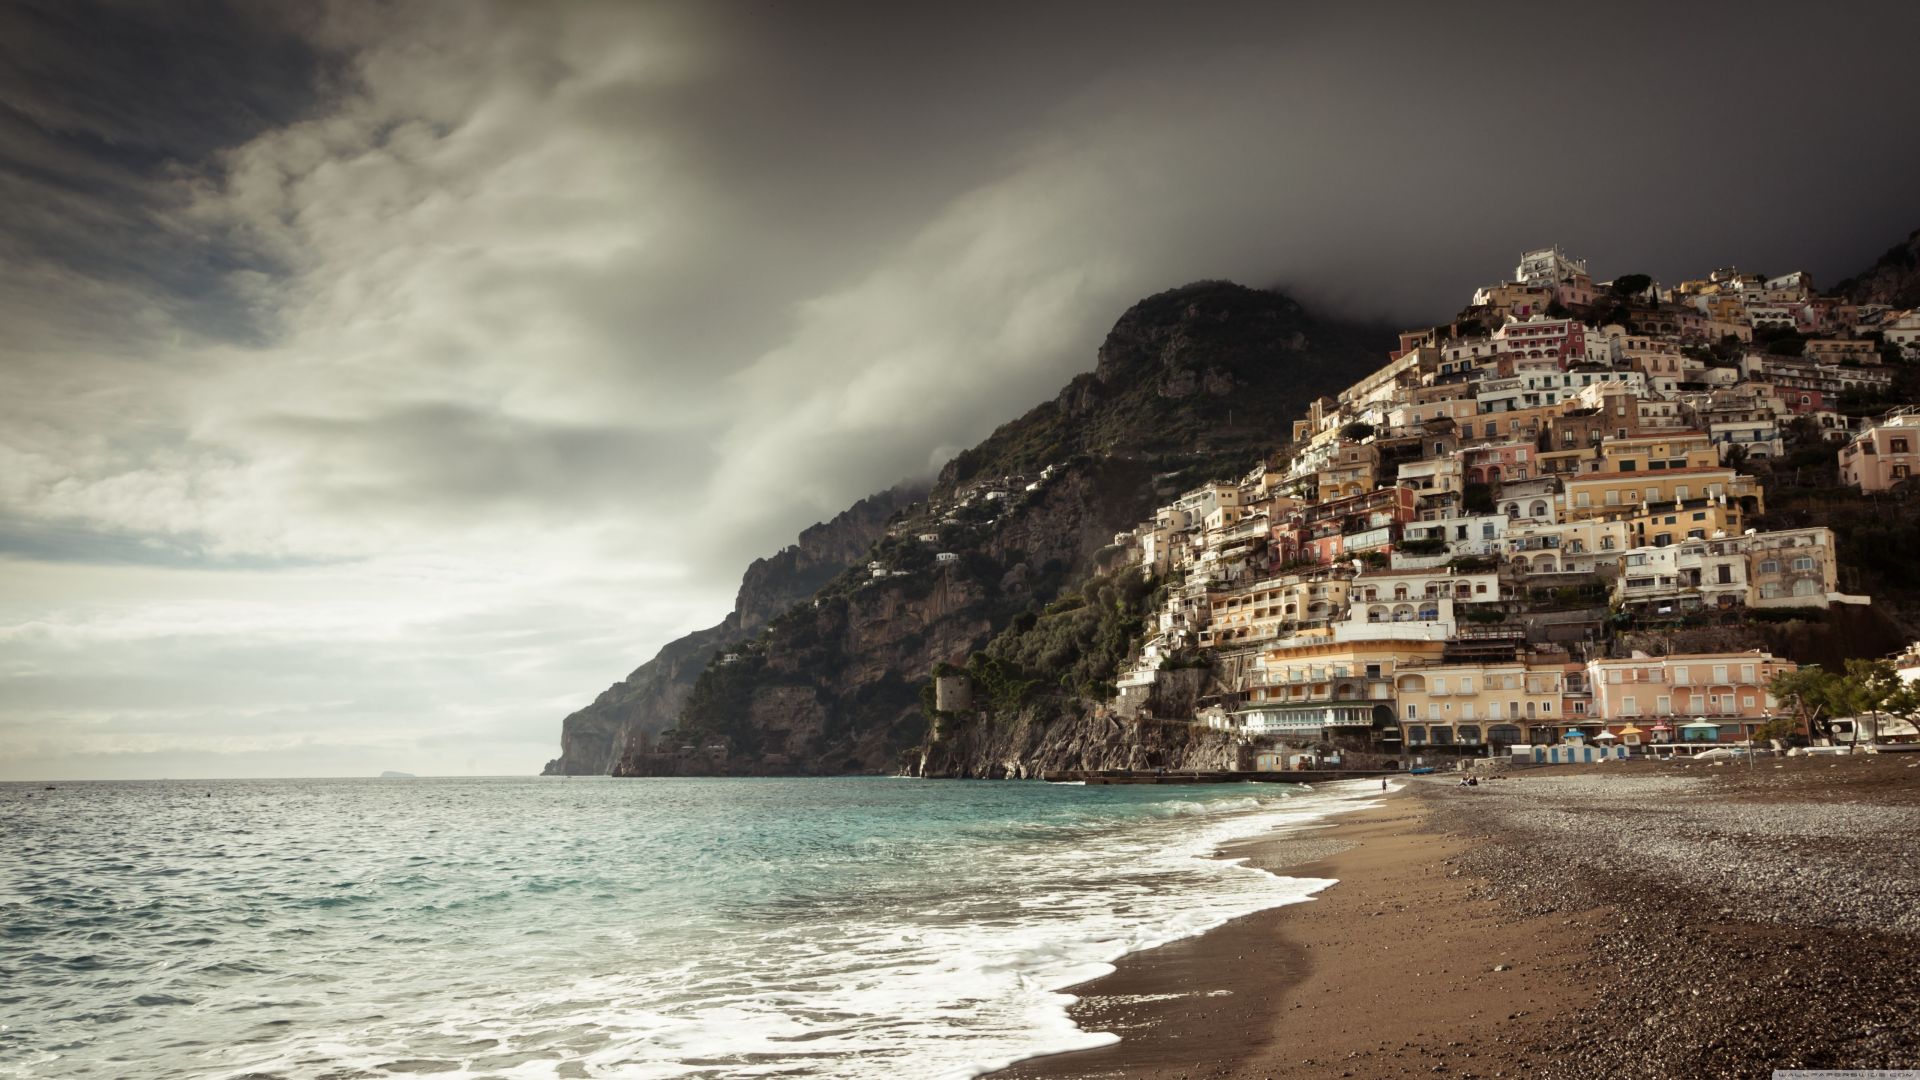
[992, 756, 1920, 1079]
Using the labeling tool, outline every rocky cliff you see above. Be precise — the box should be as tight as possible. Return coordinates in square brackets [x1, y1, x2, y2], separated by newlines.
[909, 707, 1251, 779]
[944, 281, 1390, 485]
[616, 456, 1164, 774]
[541, 487, 917, 775]
[597, 282, 1389, 776]
[1836, 228, 1920, 309]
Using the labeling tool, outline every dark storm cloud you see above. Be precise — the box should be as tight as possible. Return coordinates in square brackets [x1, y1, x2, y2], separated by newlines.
[6, 0, 1920, 777]
[0, 1, 334, 341]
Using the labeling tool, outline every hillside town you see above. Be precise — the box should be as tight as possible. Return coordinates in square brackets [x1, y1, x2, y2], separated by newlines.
[1106, 247, 1920, 759]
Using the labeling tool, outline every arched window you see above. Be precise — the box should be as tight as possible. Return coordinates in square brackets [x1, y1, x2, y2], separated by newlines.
[1531, 500, 1548, 518]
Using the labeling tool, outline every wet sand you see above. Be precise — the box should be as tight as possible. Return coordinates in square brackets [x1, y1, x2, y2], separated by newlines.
[993, 756, 1920, 1079]
[992, 792, 1597, 1079]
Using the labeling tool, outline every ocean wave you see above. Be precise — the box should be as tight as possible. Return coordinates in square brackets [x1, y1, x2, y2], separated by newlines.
[4, 776, 1386, 1080]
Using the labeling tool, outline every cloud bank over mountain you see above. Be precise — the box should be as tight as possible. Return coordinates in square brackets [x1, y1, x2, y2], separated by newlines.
[4, 0, 1917, 777]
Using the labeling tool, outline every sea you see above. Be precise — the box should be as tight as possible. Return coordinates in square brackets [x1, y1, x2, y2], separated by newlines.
[1, 775, 1386, 1079]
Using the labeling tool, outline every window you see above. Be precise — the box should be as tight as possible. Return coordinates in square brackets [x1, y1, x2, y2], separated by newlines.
[1792, 557, 1814, 572]
[1712, 665, 1729, 683]
[1406, 704, 1418, 720]
[1460, 703, 1475, 720]
[1759, 559, 1779, 574]
[1895, 438, 1911, 454]
[1461, 677, 1475, 694]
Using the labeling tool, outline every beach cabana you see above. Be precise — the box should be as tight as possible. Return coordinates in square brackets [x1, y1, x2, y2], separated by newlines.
[1593, 729, 1619, 742]
[1562, 728, 1588, 743]
[1681, 718, 1721, 743]
[1649, 721, 1673, 744]
[1616, 723, 1645, 747]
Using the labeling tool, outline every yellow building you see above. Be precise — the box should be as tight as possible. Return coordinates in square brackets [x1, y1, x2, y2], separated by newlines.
[1597, 432, 1718, 473]
[1240, 638, 1447, 742]
[1315, 443, 1380, 500]
[1201, 570, 1353, 647]
[1624, 499, 1745, 549]
[1562, 466, 1762, 528]
[1396, 657, 1568, 748]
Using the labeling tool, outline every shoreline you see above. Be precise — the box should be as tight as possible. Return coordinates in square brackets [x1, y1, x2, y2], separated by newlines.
[991, 757, 1920, 1079]
[989, 786, 1595, 1080]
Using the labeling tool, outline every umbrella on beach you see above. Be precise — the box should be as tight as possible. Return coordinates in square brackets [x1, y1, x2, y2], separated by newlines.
[1682, 718, 1721, 742]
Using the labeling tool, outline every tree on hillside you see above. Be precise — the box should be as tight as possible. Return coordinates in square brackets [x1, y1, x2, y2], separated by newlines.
[1609, 273, 1653, 297]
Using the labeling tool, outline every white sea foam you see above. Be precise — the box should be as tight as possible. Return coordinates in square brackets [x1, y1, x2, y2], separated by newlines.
[7, 777, 1384, 1080]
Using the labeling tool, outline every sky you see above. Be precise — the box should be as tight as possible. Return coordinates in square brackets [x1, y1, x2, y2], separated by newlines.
[4, 1, 1918, 780]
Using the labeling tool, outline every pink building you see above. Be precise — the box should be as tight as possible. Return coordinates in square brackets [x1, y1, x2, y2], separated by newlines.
[1839, 411, 1920, 491]
[1492, 315, 1588, 368]
[1585, 650, 1794, 744]
[1462, 442, 1533, 485]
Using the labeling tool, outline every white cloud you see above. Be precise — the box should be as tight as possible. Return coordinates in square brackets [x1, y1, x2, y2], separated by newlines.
[5, 1, 1917, 777]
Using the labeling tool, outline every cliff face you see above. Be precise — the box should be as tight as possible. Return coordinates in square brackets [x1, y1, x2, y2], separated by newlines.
[1836, 228, 1920, 309]
[942, 281, 1390, 485]
[909, 708, 1251, 780]
[616, 457, 1163, 775]
[541, 487, 916, 775]
[600, 282, 1388, 777]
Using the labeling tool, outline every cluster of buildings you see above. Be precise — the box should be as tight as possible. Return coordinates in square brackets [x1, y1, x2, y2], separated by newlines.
[1112, 247, 1901, 755]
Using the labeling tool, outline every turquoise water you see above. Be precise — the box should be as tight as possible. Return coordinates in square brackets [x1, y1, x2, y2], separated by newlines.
[1, 776, 1382, 1079]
